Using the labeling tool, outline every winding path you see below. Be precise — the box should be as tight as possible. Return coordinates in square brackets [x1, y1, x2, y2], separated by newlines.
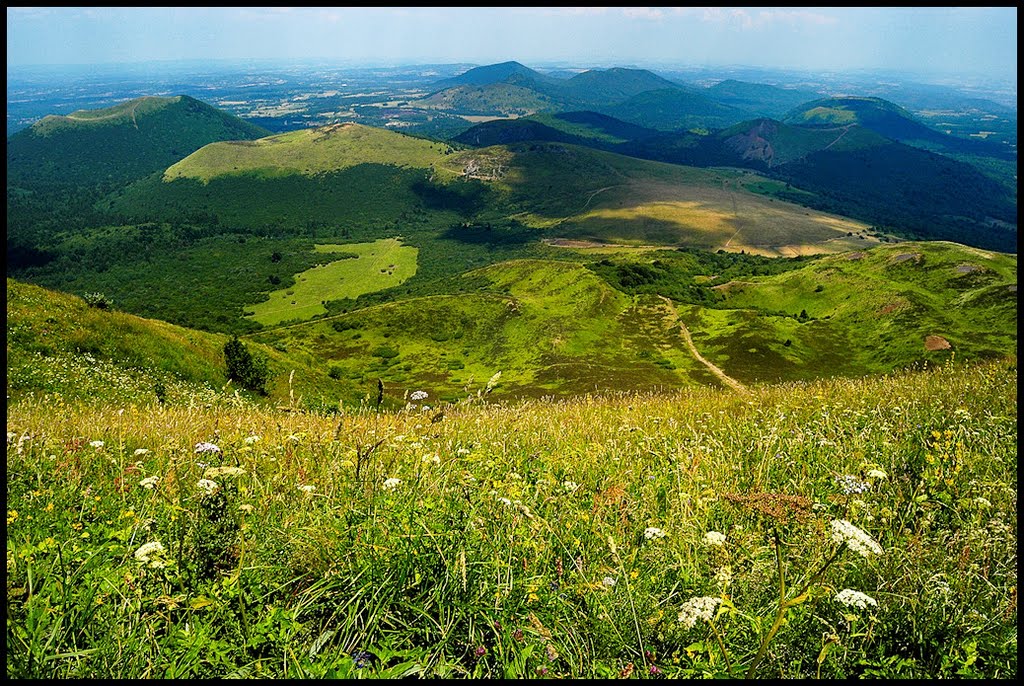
[658, 295, 748, 394]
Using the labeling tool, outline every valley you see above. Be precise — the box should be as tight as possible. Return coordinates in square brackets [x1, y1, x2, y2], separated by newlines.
[5, 10, 1017, 678]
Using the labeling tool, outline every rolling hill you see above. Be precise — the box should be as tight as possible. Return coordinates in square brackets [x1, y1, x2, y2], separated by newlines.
[6, 94, 274, 272]
[602, 88, 750, 131]
[783, 96, 1015, 160]
[5, 277, 359, 409]
[415, 83, 559, 117]
[243, 241, 1016, 398]
[429, 60, 557, 90]
[108, 122, 873, 256]
[705, 79, 822, 117]
[6, 95, 271, 188]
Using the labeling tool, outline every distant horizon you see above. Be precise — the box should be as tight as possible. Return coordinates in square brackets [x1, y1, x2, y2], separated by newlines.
[7, 7, 1017, 83]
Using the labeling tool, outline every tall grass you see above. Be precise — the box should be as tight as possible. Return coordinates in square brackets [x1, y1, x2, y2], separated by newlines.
[6, 357, 1016, 678]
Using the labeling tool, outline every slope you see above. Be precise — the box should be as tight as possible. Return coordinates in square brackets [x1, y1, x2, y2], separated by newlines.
[583, 241, 1017, 385]
[6, 95, 271, 188]
[6, 278, 361, 410]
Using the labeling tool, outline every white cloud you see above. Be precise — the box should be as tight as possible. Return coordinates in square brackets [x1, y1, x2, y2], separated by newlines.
[622, 7, 666, 20]
[672, 7, 838, 29]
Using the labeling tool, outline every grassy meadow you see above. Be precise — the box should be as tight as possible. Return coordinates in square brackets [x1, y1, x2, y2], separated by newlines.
[245, 239, 419, 327]
[6, 356, 1016, 678]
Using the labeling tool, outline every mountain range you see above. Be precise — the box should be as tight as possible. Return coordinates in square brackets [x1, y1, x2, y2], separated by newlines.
[5, 61, 1017, 405]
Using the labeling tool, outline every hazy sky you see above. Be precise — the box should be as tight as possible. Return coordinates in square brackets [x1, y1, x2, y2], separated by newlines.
[6, 6, 1018, 80]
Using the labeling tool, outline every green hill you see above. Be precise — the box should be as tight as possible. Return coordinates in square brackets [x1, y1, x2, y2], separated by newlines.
[415, 83, 558, 117]
[163, 123, 452, 183]
[243, 242, 1016, 398]
[108, 124, 870, 255]
[617, 119, 1017, 252]
[452, 111, 659, 148]
[585, 240, 1017, 384]
[604, 88, 749, 131]
[6, 95, 273, 272]
[6, 95, 271, 188]
[429, 60, 556, 89]
[558, 67, 685, 105]
[705, 79, 822, 117]
[248, 259, 718, 399]
[5, 278, 361, 409]
[783, 96, 1014, 161]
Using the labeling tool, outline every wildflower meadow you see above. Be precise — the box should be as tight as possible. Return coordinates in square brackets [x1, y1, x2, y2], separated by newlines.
[6, 357, 1017, 678]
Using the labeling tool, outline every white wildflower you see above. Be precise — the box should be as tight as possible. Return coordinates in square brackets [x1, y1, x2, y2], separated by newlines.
[835, 588, 878, 609]
[866, 469, 887, 480]
[197, 478, 219, 495]
[562, 481, 580, 493]
[139, 476, 160, 490]
[134, 448, 151, 456]
[485, 371, 502, 392]
[194, 442, 221, 454]
[602, 576, 617, 588]
[704, 531, 727, 547]
[421, 453, 440, 465]
[244, 435, 261, 444]
[204, 466, 246, 479]
[974, 497, 992, 508]
[382, 478, 401, 490]
[298, 484, 316, 494]
[456, 447, 471, 456]
[830, 519, 883, 558]
[134, 541, 167, 568]
[497, 497, 513, 507]
[644, 527, 667, 540]
[89, 440, 104, 449]
[410, 390, 428, 401]
[678, 596, 722, 629]
[835, 474, 870, 495]
[239, 504, 254, 513]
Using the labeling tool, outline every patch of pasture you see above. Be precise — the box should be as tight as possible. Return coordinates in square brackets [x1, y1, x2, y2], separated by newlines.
[246, 238, 418, 327]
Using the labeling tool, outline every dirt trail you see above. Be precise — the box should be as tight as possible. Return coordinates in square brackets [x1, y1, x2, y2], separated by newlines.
[581, 185, 620, 211]
[721, 178, 744, 250]
[658, 295, 748, 394]
[67, 102, 141, 130]
[822, 125, 852, 151]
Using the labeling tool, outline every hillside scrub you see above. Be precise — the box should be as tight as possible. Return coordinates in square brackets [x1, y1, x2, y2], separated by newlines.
[6, 356, 1016, 678]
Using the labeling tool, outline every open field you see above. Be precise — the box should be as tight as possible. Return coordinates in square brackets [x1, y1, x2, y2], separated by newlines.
[6, 357, 1017, 678]
[164, 123, 454, 183]
[246, 239, 419, 327]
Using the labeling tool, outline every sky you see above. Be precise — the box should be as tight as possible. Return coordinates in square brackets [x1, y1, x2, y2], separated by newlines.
[6, 6, 1018, 81]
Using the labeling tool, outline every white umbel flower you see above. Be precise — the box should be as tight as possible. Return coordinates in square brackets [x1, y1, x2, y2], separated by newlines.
[382, 477, 401, 490]
[835, 588, 878, 609]
[678, 596, 722, 629]
[139, 476, 160, 490]
[134, 541, 167, 568]
[830, 519, 883, 557]
[704, 531, 727, 547]
[644, 527, 667, 540]
[204, 466, 246, 479]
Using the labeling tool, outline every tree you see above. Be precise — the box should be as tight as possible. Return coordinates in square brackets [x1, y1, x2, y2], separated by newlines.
[223, 336, 271, 395]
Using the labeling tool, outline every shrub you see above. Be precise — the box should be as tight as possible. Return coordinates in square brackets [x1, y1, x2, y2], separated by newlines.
[372, 345, 399, 359]
[223, 336, 271, 395]
[83, 292, 113, 309]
